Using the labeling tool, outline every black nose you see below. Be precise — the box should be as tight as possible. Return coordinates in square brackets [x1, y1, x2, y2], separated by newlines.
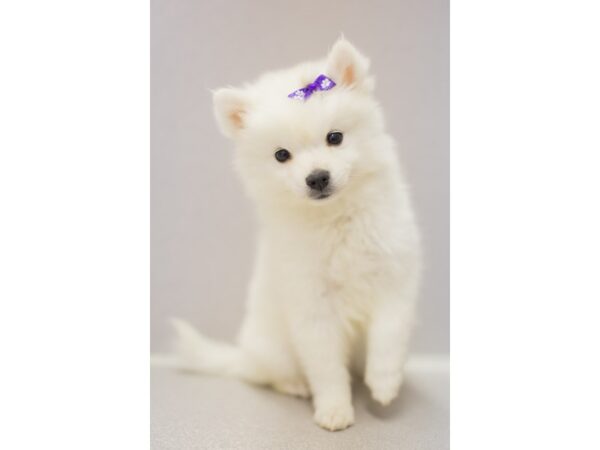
[305, 170, 330, 191]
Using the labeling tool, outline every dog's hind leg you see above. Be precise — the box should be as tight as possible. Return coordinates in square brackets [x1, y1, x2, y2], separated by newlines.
[237, 310, 310, 396]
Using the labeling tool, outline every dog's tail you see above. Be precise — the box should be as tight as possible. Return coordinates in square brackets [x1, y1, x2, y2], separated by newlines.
[151, 318, 265, 384]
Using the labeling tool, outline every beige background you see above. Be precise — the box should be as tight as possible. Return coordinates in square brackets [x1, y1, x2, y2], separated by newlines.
[151, 0, 449, 354]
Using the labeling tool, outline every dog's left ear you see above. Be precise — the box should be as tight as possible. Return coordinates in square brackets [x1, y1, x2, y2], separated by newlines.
[213, 87, 251, 139]
[325, 38, 371, 90]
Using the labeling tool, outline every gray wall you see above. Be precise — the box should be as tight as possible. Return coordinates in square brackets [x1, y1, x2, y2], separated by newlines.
[151, 0, 449, 353]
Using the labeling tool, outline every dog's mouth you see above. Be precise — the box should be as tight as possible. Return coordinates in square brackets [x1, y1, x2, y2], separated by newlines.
[308, 189, 334, 200]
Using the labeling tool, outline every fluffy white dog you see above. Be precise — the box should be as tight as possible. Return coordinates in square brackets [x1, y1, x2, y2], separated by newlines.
[167, 38, 421, 431]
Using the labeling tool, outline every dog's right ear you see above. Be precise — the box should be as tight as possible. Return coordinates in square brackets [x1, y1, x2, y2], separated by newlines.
[325, 38, 371, 90]
[213, 88, 250, 139]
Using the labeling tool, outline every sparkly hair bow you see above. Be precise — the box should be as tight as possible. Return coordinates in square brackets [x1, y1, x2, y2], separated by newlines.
[288, 74, 336, 101]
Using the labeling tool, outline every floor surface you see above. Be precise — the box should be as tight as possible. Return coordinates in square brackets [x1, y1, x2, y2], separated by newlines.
[151, 356, 449, 449]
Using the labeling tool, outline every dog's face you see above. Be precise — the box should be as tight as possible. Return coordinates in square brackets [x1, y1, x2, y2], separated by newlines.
[213, 39, 392, 207]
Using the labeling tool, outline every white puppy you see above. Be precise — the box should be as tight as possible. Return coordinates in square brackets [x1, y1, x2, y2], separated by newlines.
[168, 38, 421, 431]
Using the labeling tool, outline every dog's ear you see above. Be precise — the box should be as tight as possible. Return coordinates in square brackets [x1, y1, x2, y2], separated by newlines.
[213, 88, 250, 138]
[325, 38, 370, 89]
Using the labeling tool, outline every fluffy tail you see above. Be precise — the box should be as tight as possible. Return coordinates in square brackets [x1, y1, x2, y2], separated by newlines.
[151, 318, 264, 383]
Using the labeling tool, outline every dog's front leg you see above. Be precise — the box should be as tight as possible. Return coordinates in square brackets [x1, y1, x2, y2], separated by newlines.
[289, 306, 354, 431]
[365, 276, 418, 406]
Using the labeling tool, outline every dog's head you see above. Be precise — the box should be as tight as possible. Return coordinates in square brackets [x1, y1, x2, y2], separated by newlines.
[213, 38, 394, 208]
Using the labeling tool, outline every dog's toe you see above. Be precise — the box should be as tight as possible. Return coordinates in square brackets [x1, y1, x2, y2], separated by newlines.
[314, 403, 354, 431]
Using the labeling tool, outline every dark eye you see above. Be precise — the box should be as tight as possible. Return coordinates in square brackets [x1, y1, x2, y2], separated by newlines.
[326, 131, 343, 146]
[274, 148, 291, 162]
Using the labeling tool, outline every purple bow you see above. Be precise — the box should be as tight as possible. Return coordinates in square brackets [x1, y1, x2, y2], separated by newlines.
[288, 74, 336, 100]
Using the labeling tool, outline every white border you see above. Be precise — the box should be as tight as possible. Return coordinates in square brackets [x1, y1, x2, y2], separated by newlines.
[0, 2, 149, 448]
[452, 1, 600, 449]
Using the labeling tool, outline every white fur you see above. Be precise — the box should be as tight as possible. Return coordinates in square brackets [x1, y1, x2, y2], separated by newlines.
[164, 38, 422, 431]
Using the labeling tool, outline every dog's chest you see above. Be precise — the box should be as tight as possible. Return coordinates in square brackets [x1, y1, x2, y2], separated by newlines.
[312, 212, 397, 306]
[310, 214, 393, 327]
[270, 208, 401, 323]
[320, 215, 382, 279]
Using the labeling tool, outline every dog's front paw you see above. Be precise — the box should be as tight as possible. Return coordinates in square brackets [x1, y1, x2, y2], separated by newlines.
[313, 402, 354, 431]
[366, 370, 404, 406]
